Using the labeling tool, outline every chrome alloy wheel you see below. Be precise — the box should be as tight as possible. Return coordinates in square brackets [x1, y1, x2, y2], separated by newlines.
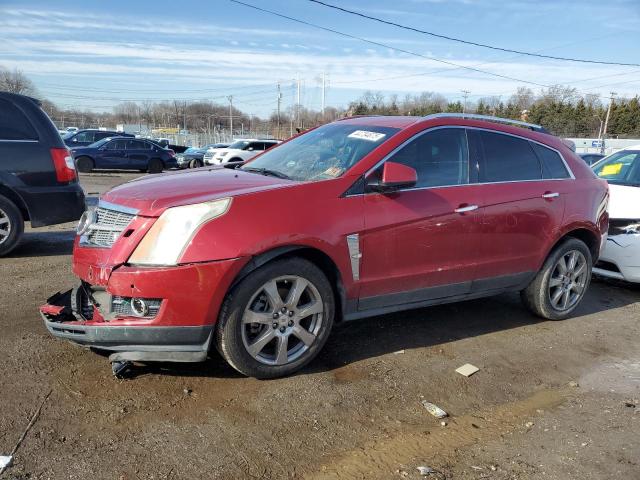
[241, 276, 324, 366]
[548, 250, 588, 311]
[0, 207, 11, 246]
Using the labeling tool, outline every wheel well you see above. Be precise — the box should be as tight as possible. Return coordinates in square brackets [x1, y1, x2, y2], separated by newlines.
[231, 246, 346, 321]
[0, 185, 28, 221]
[554, 228, 600, 260]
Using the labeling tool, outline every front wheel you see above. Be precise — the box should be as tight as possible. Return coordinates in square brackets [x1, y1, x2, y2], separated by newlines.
[521, 238, 592, 320]
[216, 257, 335, 378]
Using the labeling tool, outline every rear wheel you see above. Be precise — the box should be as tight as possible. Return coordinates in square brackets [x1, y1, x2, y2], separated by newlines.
[76, 156, 94, 173]
[148, 158, 164, 173]
[0, 195, 24, 256]
[521, 238, 592, 320]
[216, 257, 335, 378]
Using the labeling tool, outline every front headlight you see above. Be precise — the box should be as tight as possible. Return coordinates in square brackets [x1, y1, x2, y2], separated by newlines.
[129, 198, 232, 266]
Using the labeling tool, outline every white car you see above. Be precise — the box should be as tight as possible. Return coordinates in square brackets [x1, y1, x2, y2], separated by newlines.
[592, 145, 640, 283]
[211, 139, 280, 165]
[203, 143, 231, 165]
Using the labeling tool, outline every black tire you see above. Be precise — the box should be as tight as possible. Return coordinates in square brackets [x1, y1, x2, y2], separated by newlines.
[190, 159, 203, 169]
[0, 195, 24, 256]
[216, 257, 335, 379]
[521, 238, 593, 320]
[148, 158, 164, 173]
[76, 156, 94, 173]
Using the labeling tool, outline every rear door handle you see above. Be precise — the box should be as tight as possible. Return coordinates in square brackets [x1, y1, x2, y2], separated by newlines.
[454, 204, 479, 213]
[542, 192, 560, 199]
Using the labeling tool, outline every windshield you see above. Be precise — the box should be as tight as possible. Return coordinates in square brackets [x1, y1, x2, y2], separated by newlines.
[87, 138, 111, 148]
[184, 147, 198, 153]
[241, 123, 399, 182]
[229, 140, 250, 150]
[593, 150, 640, 186]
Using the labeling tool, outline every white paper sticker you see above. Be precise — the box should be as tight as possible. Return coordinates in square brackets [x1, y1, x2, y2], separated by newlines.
[347, 130, 386, 142]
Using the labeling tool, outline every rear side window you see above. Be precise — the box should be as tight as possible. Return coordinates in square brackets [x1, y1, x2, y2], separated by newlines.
[127, 140, 147, 149]
[386, 128, 469, 188]
[0, 98, 38, 140]
[94, 131, 112, 141]
[531, 142, 570, 179]
[479, 131, 542, 182]
[106, 139, 127, 150]
[73, 131, 94, 143]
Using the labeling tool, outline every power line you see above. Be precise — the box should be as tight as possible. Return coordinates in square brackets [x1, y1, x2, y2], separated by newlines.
[307, 0, 640, 67]
[228, 0, 558, 90]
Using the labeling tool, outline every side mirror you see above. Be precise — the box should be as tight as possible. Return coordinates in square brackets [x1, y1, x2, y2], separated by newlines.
[368, 161, 417, 192]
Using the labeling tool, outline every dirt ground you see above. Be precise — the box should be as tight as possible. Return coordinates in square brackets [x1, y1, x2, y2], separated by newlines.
[0, 171, 638, 480]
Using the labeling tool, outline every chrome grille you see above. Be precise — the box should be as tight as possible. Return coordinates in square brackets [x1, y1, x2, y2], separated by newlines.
[82, 206, 135, 248]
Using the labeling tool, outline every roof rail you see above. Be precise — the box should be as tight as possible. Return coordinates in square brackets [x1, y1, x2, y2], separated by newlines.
[423, 113, 548, 133]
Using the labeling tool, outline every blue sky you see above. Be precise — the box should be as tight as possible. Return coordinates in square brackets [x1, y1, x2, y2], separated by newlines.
[1, 0, 639, 117]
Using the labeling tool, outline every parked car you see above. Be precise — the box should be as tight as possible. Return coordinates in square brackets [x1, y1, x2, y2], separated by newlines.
[151, 138, 189, 154]
[177, 143, 228, 169]
[71, 137, 177, 173]
[62, 129, 132, 147]
[579, 153, 605, 165]
[0, 92, 85, 256]
[41, 113, 608, 378]
[591, 145, 640, 283]
[211, 139, 280, 164]
[203, 143, 231, 165]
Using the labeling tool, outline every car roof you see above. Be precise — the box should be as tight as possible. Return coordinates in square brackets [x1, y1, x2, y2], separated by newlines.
[338, 115, 422, 128]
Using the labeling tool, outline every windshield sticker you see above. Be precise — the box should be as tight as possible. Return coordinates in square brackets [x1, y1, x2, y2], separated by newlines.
[323, 166, 344, 177]
[348, 130, 387, 142]
[599, 163, 622, 176]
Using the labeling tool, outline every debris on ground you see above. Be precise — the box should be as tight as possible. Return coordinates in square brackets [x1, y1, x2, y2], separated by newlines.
[417, 465, 434, 475]
[440, 420, 447, 427]
[393, 350, 405, 355]
[456, 363, 480, 377]
[0, 456, 12, 470]
[421, 401, 448, 418]
[525, 421, 535, 428]
[568, 381, 579, 387]
[624, 401, 636, 408]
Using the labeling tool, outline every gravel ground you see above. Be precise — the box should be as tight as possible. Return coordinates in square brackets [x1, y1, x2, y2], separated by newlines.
[0, 171, 638, 480]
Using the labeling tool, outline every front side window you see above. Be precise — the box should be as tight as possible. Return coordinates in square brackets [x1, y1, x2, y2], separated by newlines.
[242, 123, 399, 182]
[0, 99, 38, 140]
[593, 150, 640, 186]
[106, 139, 127, 150]
[385, 128, 469, 188]
[479, 131, 542, 182]
[73, 131, 94, 143]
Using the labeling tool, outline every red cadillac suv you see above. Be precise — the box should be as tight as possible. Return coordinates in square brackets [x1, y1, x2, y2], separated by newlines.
[41, 114, 609, 378]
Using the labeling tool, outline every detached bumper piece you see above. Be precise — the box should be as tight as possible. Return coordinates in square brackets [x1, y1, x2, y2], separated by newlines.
[41, 288, 213, 376]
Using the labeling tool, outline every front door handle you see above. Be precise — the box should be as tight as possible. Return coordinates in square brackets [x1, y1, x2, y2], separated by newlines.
[454, 204, 479, 214]
[542, 192, 560, 199]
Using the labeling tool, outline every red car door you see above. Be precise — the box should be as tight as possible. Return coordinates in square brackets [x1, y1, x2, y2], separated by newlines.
[470, 129, 567, 288]
[357, 127, 484, 311]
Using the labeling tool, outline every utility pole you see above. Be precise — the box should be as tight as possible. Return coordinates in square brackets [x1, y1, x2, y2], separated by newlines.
[601, 92, 617, 154]
[277, 83, 282, 138]
[296, 74, 301, 129]
[461, 90, 470, 116]
[227, 95, 233, 139]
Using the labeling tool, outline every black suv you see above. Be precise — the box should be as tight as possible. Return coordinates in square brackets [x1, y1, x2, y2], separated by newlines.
[62, 129, 133, 147]
[0, 92, 85, 255]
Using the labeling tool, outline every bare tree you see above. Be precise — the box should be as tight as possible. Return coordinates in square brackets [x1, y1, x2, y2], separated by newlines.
[0, 67, 37, 95]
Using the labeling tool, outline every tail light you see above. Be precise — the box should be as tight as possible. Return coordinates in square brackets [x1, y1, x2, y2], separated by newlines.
[50, 148, 77, 183]
[167, 149, 175, 157]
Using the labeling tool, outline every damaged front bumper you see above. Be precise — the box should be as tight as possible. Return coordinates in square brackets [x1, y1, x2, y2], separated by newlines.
[41, 289, 212, 363]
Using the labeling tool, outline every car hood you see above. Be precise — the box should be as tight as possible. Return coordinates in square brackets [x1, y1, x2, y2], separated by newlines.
[608, 183, 640, 219]
[101, 167, 294, 216]
[70, 146, 97, 155]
